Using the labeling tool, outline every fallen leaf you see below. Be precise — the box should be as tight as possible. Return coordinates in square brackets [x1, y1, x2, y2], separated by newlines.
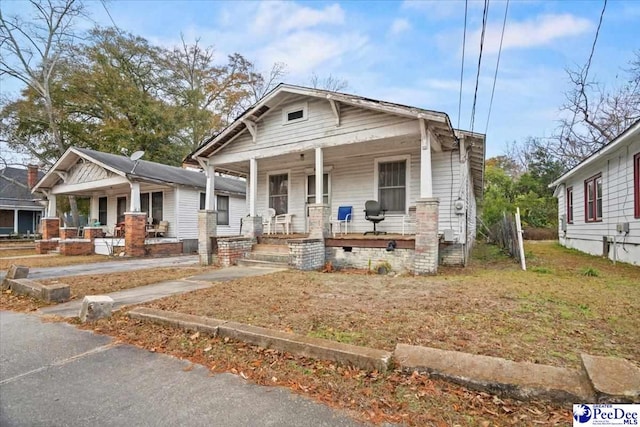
[189, 331, 200, 340]
[203, 346, 212, 352]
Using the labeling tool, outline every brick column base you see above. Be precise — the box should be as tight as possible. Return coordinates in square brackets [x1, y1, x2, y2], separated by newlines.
[241, 216, 263, 238]
[198, 210, 217, 266]
[217, 237, 253, 267]
[413, 198, 439, 275]
[83, 227, 103, 241]
[59, 227, 78, 240]
[41, 218, 60, 240]
[125, 212, 147, 257]
[308, 204, 330, 239]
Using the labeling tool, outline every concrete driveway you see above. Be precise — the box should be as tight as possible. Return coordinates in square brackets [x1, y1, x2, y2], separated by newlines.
[0, 311, 364, 427]
[0, 255, 199, 281]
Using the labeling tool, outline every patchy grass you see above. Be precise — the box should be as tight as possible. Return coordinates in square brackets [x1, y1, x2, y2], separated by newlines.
[0, 254, 111, 270]
[77, 313, 570, 426]
[142, 241, 639, 369]
[0, 248, 37, 258]
[0, 266, 218, 312]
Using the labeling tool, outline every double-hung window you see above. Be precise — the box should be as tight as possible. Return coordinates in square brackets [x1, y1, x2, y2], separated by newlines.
[584, 174, 602, 222]
[217, 195, 229, 225]
[377, 159, 407, 213]
[98, 197, 107, 226]
[269, 173, 288, 215]
[566, 187, 574, 224]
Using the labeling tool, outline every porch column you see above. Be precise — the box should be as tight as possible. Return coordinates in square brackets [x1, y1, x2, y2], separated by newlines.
[124, 212, 147, 257]
[90, 196, 99, 223]
[198, 210, 217, 265]
[130, 182, 141, 212]
[413, 198, 439, 275]
[315, 147, 323, 204]
[204, 163, 216, 211]
[47, 195, 57, 217]
[249, 157, 257, 216]
[14, 209, 19, 234]
[309, 147, 330, 240]
[419, 119, 433, 198]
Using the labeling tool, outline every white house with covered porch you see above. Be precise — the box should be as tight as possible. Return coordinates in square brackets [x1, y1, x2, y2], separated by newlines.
[190, 84, 485, 273]
[33, 147, 246, 256]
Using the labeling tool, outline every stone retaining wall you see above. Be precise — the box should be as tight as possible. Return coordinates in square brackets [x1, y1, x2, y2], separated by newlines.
[216, 237, 253, 267]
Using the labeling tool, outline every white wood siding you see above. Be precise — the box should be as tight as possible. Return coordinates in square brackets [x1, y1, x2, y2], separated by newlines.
[175, 187, 199, 240]
[558, 136, 640, 265]
[220, 195, 246, 236]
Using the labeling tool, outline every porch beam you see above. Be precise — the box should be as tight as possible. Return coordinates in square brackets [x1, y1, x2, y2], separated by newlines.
[419, 117, 442, 152]
[129, 181, 141, 212]
[50, 176, 130, 195]
[249, 157, 257, 216]
[419, 119, 433, 198]
[242, 119, 257, 143]
[204, 163, 216, 211]
[327, 95, 340, 126]
[315, 147, 323, 204]
[54, 171, 68, 182]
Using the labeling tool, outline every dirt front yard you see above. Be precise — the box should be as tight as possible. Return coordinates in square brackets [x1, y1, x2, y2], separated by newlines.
[144, 241, 639, 369]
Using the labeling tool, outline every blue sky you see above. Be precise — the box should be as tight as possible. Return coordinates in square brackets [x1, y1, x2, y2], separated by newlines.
[2, 0, 639, 162]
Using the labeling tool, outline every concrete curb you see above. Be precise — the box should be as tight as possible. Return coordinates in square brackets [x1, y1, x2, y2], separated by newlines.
[128, 307, 392, 372]
[395, 344, 594, 404]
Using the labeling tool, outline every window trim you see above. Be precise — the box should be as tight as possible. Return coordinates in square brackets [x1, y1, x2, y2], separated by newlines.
[305, 172, 331, 208]
[374, 154, 411, 215]
[634, 152, 640, 219]
[566, 186, 573, 224]
[266, 170, 290, 215]
[282, 102, 308, 125]
[584, 173, 602, 223]
[216, 195, 230, 226]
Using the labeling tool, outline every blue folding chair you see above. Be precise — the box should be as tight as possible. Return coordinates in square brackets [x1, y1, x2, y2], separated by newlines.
[330, 206, 353, 236]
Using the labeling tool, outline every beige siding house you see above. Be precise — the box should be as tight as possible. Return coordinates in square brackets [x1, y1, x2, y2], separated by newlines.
[191, 84, 485, 272]
[550, 120, 640, 265]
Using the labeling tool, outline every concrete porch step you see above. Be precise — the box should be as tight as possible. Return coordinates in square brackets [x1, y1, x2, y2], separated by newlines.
[237, 258, 290, 269]
[246, 251, 289, 263]
[252, 244, 289, 254]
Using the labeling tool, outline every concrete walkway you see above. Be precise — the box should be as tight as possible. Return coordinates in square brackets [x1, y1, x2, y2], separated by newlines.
[0, 255, 199, 281]
[40, 266, 286, 318]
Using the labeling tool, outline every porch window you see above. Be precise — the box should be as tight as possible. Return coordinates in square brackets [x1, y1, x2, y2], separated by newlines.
[584, 174, 602, 222]
[151, 192, 163, 222]
[306, 174, 329, 206]
[141, 193, 150, 218]
[217, 195, 229, 225]
[377, 159, 407, 213]
[98, 197, 107, 225]
[566, 187, 573, 224]
[199, 192, 206, 210]
[116, 196, 127, 223]
[269, 173, 288, 215]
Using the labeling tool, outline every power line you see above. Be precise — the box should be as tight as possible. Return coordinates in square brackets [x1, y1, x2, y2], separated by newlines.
[100, 0, 122, 34]
[456, 0, 469, 130]
[583, 0, 607, 81]
[485, 0, 509, 135]
[469, 0, 490, 133]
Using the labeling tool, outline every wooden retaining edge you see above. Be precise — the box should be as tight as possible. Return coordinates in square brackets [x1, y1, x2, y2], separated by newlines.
[127, 307, 392, 372]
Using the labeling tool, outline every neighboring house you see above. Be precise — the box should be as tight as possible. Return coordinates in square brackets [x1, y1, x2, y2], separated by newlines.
[550, 120, 640, 266]
[190, 84, 485, 268]
[0, 165, 45, 236]
[32, 147, 247, 246]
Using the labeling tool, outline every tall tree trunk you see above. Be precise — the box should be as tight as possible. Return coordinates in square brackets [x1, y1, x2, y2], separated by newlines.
[68, 195, 79, 227]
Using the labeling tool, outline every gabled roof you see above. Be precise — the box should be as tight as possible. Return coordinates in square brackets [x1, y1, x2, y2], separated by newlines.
[190, 83, 461, 161]
[549, 119, 640, 188]
[0, 167, 45, 209]
[34, 147, 246, 196]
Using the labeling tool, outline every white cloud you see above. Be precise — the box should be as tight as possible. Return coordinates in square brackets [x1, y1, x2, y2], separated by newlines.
[389, 18, 411, 36]
[402, 0, 484, 19]
[253, 2, 345, 35]
[475, 13, 592, 54]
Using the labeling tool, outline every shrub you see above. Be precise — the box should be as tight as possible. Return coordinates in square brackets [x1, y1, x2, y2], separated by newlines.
[581, 267, 599, 277]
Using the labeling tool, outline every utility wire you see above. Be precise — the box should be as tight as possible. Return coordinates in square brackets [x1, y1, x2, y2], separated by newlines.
[100, 0, 122, 34]
[583, 0, 607, 82]
[484, 0, 509, 135]
[469, 0, 489, 133]
[456, 0, 468, 130]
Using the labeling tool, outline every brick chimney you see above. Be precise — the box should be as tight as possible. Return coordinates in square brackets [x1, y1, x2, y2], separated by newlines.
[27, 164, 38, 189]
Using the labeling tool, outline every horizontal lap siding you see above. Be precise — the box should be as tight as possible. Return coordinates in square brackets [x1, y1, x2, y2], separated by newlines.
[432, 150, 464, 236]
[163, 189, 177, 238]
[175, 188, 199, 240]
[218, 97, 411, 158]
[562, 137, 640, 246]
[218, 195, 246, 236]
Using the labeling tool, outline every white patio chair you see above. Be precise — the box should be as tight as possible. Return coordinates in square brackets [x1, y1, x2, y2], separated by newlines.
[275, 213, 294, 234]
[262, 208, 276, 234]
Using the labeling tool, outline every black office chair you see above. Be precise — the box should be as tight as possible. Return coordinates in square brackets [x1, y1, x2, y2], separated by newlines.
[364, 200, 386, 235]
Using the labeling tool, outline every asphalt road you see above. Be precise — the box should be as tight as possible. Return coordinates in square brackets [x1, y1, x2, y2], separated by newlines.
[0, 255, 199, 281]
[0, 311, 364, 427]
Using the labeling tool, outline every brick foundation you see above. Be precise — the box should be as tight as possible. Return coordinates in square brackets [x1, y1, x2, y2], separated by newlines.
[125, 212, 147, 257]
[59, 239, 93, 256]
[198, 210, 217, 265]
[59, 227, 78, 240]
[145, 242, 183, 257]
[217, 237, 253, 267]
[439, 242, 465, 266]
[35, 239, 59, 254]
[41, 218, 60, 240]
[326, 247, 414, 273]
[288, 238, 325, 271]
[413, 198, 439, 275]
